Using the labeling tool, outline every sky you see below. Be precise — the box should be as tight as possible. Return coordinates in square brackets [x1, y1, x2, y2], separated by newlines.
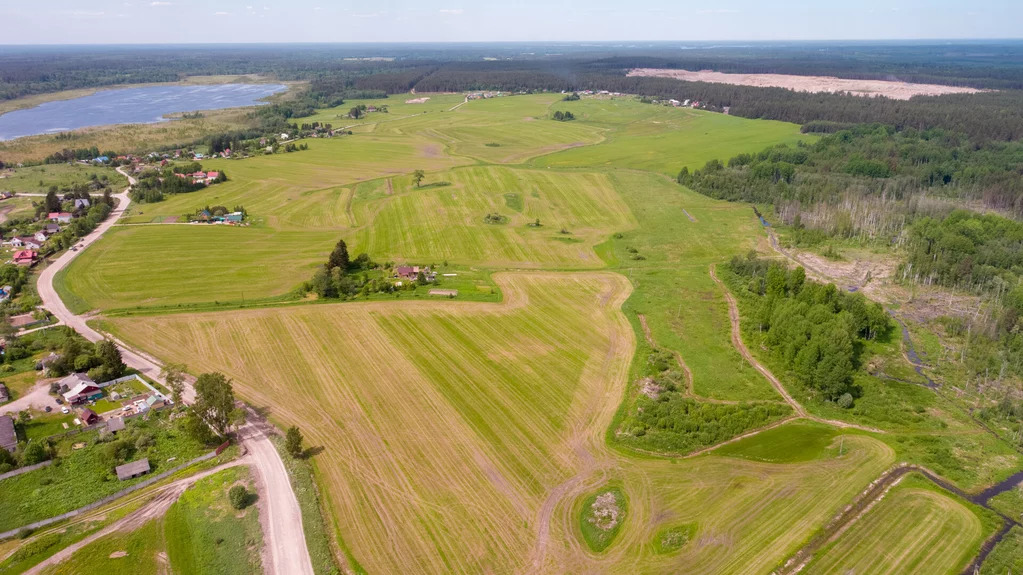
[1, 0, 1021, 44]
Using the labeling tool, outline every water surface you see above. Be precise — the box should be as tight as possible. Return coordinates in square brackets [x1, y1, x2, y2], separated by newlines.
[0, 83, 286, 141]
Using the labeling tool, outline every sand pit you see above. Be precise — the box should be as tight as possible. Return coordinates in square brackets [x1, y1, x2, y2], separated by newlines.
[628, 69, 985, 100]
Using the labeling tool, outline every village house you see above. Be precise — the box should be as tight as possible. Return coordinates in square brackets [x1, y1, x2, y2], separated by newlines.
[74, 198, 91, 210]
[45, 224, 60, 234]
[15, 237, 42, 250]
[115, 458, 151, 481]
[61, 373, 102, 404]
[0, 415, 16, 453]
[394, 265, 436, 282]
[48, 212, 73, 224]
[33, 231, 49, 243]
[12, 250, 37, 266]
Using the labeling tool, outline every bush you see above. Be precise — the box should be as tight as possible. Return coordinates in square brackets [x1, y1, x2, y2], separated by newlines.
[229, 485, 248, 510]
[837, 393, 854, 409]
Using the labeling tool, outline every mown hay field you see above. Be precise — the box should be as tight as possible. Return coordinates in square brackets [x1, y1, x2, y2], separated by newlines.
[107, 273, 897, 574]
[805, 481, 987, 575]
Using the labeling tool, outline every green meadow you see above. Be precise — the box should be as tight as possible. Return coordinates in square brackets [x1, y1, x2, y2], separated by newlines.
[62, 93, 806, 312]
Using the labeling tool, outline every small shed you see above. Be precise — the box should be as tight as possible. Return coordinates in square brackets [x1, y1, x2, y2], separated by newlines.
[79, 408, 99, 425]
[0, 415, 16, 453]
[115, 459, 151, 481]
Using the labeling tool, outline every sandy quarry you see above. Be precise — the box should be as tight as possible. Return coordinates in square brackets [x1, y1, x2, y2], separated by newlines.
[628, 68, 985, 100]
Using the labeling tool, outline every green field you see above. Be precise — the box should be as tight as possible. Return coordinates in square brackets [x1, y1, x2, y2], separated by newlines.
[0, 163, 126, 195]
[60, 93, 807, 312]
[40, 466, 262, 575]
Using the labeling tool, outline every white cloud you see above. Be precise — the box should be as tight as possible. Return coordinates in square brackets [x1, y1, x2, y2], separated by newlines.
[697, 8, 739, 14]
[440, 8, 464, 14]
[214, 11, 229, 15]
[55, 9, 106, 17]
[150, 1, 172, 5]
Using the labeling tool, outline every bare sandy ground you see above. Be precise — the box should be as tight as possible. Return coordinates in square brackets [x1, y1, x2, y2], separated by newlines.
[628, 68, 985, 100]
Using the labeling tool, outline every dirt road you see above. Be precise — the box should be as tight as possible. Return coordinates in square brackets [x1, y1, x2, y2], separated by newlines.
[23, 458, 248, 575]
[0, 381, 59, 416]
[33, 167, 315, 575]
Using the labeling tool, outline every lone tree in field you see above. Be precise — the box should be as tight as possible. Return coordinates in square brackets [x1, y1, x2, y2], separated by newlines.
[349, 106, 363, 119]
[193, 372, 235, 438]
[229, 485, 248, 510]
[285, 426, 304, 458]
[327, 239, 351, 271]
[412, 169, 425, 188]
[161, 363, 188, 404]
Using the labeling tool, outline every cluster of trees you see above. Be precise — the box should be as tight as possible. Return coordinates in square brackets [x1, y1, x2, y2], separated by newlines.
[43, 147, 116, 164]
[681, 125, 1023, 244]
[0, 426, 52, 472]
[562, 92, 581, 101]
[551, 111, 576, 121]
[621, 349, 790, 452]
[42, 337, 126, 383]
[307, 239, 381, 299]
[729, 253, 890, 401]
[129, 167, 227, 204]
[903, 210, 1023, 291]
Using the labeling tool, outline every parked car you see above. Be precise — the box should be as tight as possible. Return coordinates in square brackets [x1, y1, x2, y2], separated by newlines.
[44, 406, 51, 412]
[60, 406, 69, 414]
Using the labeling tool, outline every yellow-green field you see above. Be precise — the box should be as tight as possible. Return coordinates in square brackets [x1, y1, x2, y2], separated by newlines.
[51, 89, 1010, 575]
[107, 274, 896, 574]
[806, 482, 986, 575]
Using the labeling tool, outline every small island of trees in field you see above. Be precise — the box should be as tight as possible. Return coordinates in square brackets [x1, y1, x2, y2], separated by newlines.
[305, 239, 445, 300]
[551, 110, 575, 122]
[129, 162, 227, 204]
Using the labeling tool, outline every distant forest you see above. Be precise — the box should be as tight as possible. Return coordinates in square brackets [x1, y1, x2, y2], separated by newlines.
[5, 43, 1023, 141]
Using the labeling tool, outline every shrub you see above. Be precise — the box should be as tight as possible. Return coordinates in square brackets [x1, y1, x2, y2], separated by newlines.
[229, 485, 248, 510]
[837, 393, 854, 409]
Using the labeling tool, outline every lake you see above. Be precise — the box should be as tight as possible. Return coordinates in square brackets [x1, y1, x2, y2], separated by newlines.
[0, 83, 287, 141]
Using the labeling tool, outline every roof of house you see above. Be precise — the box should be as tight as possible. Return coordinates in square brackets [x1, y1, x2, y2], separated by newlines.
[0, 415, 15, 450]
[146, 395, 163, 407]
[80, 407, 98, 421]
[106, 417, 126, 432]
[206, 171, 220, 178]
[13, 250, 36, 260]
[115, 458, 150, 480]
[59, 373, 95, 389]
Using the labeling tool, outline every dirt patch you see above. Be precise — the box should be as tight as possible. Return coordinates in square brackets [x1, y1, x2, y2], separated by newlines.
[639, 377, 662, 399]
[628, 68, 986, 100]
[421, 143, 442, 158]
[588, 492, 622, 532]
[405, 97, 430, 104]
[108, 551, 128, 558]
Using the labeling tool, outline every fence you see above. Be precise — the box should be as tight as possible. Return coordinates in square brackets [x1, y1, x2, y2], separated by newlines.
[0, 448, 219, 540]
[0, 460, 52, 482]
[97, 373, 167, 399]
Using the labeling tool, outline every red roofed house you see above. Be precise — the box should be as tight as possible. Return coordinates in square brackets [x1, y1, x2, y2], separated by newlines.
[79, 408, 100, 425]
[48, 212, 73, 223]
[205, 171, 220, 181]
[12, 250, 36, 266]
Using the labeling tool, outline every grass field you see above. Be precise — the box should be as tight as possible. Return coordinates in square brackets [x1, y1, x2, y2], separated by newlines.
[0, 163, 126, 194]
[805, 478, 989, 575]
[107, 272, 898, 574]
[50, 89, 1019, 574]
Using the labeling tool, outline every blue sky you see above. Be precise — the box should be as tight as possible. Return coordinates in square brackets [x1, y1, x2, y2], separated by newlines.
[2, 0, 1020, 44]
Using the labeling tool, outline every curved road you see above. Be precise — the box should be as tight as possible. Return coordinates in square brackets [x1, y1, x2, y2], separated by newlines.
[34, 167, 314, 575]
